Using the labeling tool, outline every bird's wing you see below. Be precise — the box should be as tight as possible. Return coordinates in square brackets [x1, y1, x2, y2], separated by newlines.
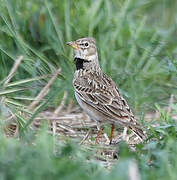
[74, 71, 137, 126]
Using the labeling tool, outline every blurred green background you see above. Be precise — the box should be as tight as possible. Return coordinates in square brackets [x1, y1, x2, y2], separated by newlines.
[0, 0, 177, 179]
[0, 0, 177, 112]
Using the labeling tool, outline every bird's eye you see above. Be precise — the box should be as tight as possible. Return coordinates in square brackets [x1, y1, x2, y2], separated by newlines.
[85, 43, 88, 47]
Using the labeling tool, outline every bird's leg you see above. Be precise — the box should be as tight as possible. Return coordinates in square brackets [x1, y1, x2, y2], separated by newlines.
[96, 128, 102, 143]
[109, 124, 115, 144]
[96, 123, 110, 144]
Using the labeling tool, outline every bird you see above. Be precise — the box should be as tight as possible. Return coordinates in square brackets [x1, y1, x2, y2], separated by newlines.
[67, 37, 146, 144]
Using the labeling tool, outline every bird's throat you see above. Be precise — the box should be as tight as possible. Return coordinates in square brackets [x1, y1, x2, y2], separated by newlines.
[74, 57, 91, 70]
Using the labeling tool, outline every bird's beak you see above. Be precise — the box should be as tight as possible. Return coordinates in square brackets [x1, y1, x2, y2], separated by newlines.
[66, 41, 79, 50]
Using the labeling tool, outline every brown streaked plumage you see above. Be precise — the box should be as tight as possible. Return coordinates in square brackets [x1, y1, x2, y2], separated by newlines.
[67, 37, 146, 143]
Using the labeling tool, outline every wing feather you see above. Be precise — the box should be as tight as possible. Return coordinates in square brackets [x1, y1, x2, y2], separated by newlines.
[74, 71, 136, 126]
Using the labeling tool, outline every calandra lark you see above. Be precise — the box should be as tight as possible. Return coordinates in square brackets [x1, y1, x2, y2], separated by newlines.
[67, 37, 146, 143]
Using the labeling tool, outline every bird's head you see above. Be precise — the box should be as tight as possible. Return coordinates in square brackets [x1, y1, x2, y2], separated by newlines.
[67, 37, 98, 65]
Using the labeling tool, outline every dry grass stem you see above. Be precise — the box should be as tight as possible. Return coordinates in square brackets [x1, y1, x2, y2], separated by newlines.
[29, 68, 61, 110]
[54, 91, 68, 115]
[3, 55, 23, 89]
[66, 99, 74, 113]
[1, 55, 23, 130]
[79, 129, 91, 145]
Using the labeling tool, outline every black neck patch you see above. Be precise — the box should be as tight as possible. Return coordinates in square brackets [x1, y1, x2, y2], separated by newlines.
[74, 58, 91, 70]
